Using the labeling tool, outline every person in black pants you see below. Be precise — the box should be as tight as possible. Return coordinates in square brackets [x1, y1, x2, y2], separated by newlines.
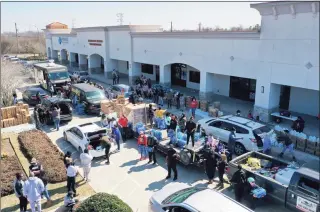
[165, 146, 178, 181]
[147, 133, 158, 164]
[14, 173, 28, 212]
[230, 165, 246, 202]
[217, 154, 227, 188]
[185, 117, 196, 147]
[100, 135, 111, 164]
[66, 158, 77, 195]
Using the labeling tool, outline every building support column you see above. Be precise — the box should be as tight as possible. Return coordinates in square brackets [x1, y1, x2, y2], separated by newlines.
[253, 81, 281, 122]
[199, 72, 214, 101]
[60, 50, 68, 64]
[128, 62, 142, 85]
[52, 50, 58, 62]
[159, 65, 171, 87]
[69, 52, 76, 67]
[79, 54, 88, 71]
[104, 59, 118, 79]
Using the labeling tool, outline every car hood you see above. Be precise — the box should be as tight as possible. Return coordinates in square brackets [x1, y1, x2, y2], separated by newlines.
[151, 183, 190, 204]
[87, 99, 102, 105]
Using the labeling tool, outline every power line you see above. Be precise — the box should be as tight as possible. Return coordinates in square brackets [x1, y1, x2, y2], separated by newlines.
[116, 13, 124, 25]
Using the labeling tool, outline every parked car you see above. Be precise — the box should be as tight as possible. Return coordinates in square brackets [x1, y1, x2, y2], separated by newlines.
[63, 122, 116, 157]
[70, 83, 107, 115]
[228, 151, 320, 212]
[41, 97, 73, 124]
[71, 71, 89, 82]
[109, 84, 134, 98]
[149, 183, 252, 212]
[22, 87, 50, 105]
[197, 115, 273, 155]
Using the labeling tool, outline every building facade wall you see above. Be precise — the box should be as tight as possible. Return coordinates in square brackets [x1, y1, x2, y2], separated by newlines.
[44, 2, 319, 117]
[289, 87, 319, 116]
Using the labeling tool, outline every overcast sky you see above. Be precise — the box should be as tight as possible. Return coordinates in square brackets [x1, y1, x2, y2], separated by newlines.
[1, 1, 263, 33]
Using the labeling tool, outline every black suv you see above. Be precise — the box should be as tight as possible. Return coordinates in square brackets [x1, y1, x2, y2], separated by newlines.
[40, 97, 73, 124]
[70, 83, 106, 115]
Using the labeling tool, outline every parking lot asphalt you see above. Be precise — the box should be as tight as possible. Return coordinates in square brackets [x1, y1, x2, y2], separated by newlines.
[42, 113, 290, 212]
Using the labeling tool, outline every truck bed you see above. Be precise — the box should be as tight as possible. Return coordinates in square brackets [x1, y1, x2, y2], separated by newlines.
[228, 151, 292, 204]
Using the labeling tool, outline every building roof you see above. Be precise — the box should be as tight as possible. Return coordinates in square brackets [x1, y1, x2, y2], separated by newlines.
[130, 31, 260, 40]
[46, 22, 68, 29]
[250, 1, 319, 17]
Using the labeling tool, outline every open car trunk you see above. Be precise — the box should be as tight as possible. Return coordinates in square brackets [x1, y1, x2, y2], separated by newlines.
[87, 129, 116, 158]
[57, 102, 71, 115]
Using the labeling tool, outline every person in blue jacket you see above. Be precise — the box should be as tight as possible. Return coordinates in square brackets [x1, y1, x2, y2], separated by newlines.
[112, 125, 121, 151]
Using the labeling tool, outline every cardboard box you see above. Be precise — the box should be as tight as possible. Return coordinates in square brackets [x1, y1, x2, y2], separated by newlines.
[306, 140, 318, 149]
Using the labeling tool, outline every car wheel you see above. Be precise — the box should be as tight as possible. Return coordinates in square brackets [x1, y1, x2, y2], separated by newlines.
[179, 149, 192, 166]
[64, 132, 68, 142]
[234, 143, 246, 156]
[78, 147, 83, 153]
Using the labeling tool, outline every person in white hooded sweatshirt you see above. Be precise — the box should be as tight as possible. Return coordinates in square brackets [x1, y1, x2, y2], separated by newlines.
[80, 149, 93, 182]
[23, 171, 44, 212]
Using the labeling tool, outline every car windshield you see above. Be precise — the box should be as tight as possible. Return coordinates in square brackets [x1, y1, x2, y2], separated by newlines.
[161, 187, 205, 204]
[117, 86, 132, 92]
[86, 91, 105, 100]
[48, 71, 69, 80]
[79, 72, 89, 76]
[31, 90, 47, 96]
[253, 126, 272, 134]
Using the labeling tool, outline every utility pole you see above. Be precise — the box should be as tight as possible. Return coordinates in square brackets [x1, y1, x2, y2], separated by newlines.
[34, 25, 40, 56]
[15, 23, 20, 54]
[117, 13, 124, 25]
[198, 22, 202, 32]
[170, 21, 173, 32]
[72, 19, 76, 28]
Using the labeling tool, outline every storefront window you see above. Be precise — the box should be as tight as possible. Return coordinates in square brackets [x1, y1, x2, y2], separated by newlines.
[189, 71, 200, 83]
[141, 64, 153, 74]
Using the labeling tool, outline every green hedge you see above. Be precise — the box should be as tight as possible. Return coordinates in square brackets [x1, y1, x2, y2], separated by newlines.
[76, 192, 133, 212]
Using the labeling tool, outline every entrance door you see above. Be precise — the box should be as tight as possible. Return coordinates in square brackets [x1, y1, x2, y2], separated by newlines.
[229, 77, 256, 102]
[279, 86, 291, 110]
[75, 54, 79, 63]
[155, 65, 159, 82]
[171, 64, 186, 87]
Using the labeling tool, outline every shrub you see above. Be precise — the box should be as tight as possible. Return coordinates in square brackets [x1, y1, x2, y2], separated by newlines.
[1, 155, 25, 196]
[76, 192, 133, 212]
[18, 130, 67, 183]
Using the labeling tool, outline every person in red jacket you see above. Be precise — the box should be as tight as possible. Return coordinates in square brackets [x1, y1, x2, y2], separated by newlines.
[190, 97, 198, 118]
[118, 115, 128, 142]
[137, 131, 148, 160]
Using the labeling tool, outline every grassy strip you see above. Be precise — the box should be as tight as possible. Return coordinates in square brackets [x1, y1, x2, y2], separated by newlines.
[1, 133, 96, 212]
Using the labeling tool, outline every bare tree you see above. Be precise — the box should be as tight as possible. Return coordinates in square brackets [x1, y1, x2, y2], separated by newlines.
[0, 61, 25, 107]
[1, 40, 13, 54]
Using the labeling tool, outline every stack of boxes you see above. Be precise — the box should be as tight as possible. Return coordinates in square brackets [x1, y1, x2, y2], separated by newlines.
[100, 99, 156, 129]
[200, 101, 208, 112]
[1, 103, 30, 128]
